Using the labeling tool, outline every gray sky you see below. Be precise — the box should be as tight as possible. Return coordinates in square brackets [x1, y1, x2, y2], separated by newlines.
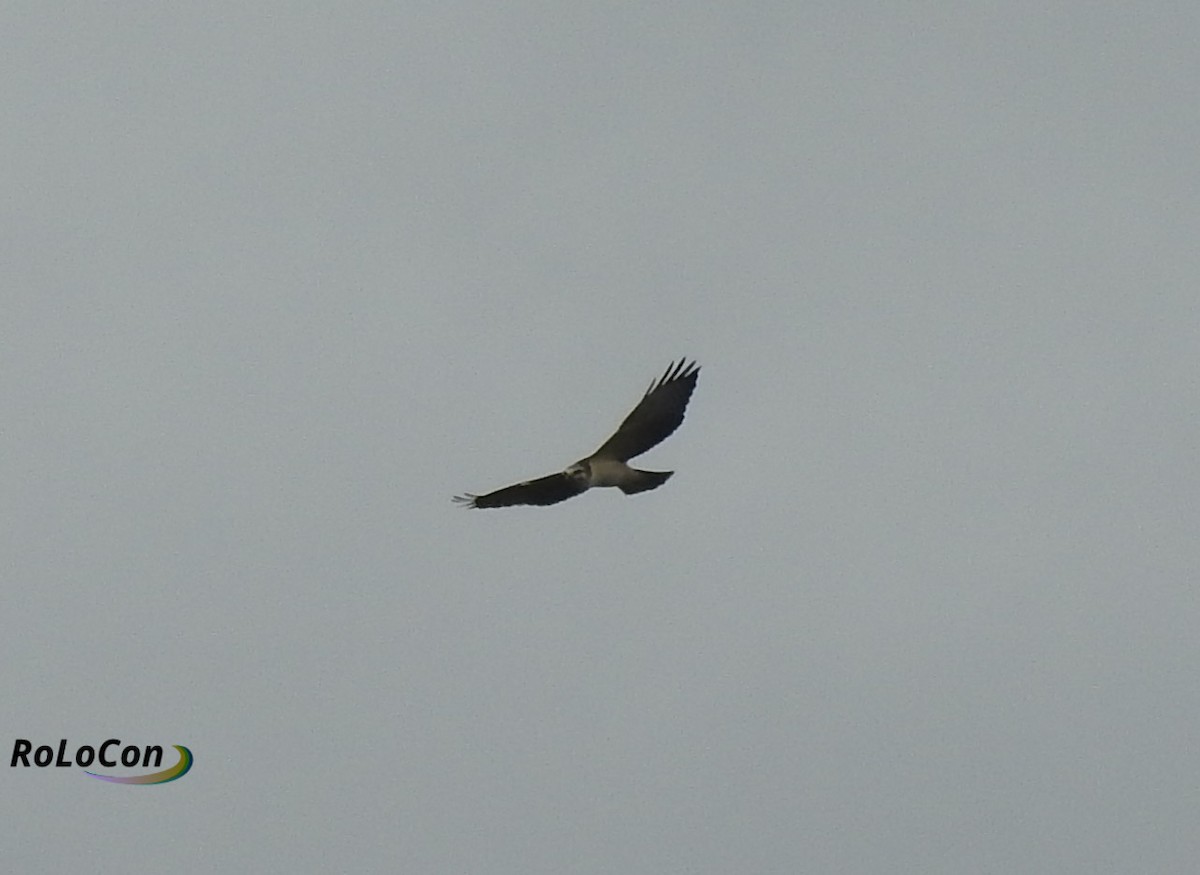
[3, 2, 1197, 872]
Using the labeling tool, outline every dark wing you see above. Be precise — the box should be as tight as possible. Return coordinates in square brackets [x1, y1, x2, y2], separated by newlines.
[591, 359, 700, 462]
[453, 472, 586, 509]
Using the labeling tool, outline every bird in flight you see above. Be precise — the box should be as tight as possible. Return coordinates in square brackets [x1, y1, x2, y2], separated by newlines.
[454, 359, 700, 509]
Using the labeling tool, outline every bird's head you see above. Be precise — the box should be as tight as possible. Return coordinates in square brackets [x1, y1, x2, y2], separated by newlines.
[564, 461, 591, 484]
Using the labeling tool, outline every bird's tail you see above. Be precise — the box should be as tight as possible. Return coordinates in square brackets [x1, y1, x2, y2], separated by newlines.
[620, 469, 673, 495]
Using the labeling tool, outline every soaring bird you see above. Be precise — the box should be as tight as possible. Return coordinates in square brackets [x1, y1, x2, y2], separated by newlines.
[454, 359, 700, 509]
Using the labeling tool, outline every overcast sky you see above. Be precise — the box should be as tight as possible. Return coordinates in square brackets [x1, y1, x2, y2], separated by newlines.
[3, 3, 1198, 872]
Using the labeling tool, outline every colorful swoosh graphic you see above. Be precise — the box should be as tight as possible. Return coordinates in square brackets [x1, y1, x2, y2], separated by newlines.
[85, 745, 193, 785]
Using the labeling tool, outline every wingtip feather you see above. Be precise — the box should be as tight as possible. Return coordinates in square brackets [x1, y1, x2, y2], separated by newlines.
[645, 357, 700, 396]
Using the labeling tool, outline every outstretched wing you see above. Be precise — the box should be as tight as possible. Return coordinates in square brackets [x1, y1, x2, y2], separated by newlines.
[453, 472, 586, 509]
[592, 359, 700, 462]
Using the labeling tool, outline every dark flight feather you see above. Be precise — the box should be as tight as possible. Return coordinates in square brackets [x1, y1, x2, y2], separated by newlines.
[453, 472, 586, 509]
[592, 359, 700, 462]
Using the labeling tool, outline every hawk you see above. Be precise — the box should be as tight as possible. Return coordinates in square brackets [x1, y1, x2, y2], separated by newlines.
[454, 359, 700, 509]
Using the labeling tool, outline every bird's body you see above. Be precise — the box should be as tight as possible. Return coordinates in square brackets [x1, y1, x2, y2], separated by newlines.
[454, 359, 700, 509]
[581, 458, 640, 488]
